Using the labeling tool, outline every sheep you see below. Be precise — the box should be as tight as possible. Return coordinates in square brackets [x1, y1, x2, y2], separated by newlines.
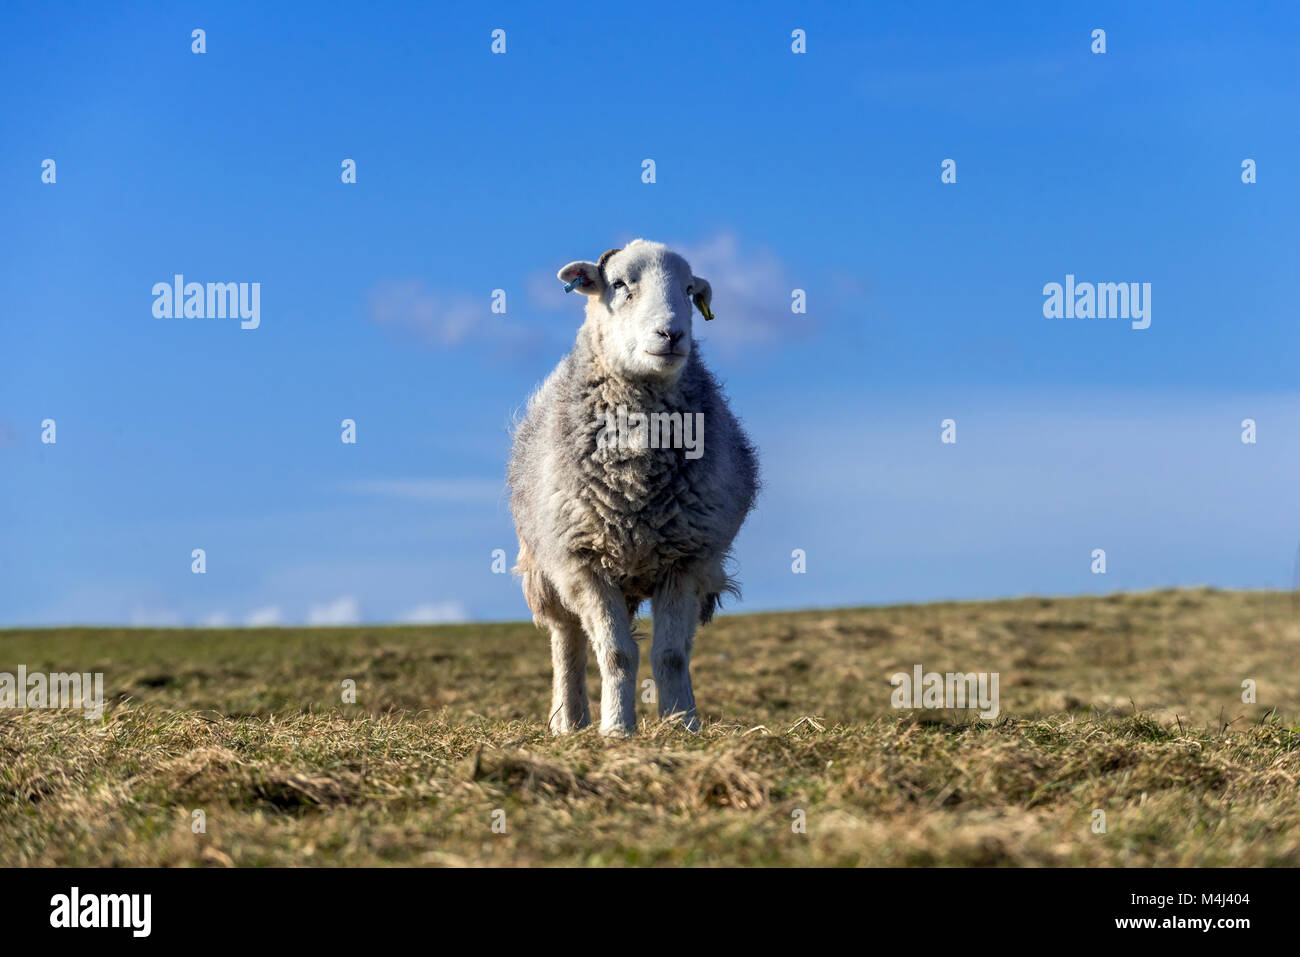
[508, 239, 759, 736]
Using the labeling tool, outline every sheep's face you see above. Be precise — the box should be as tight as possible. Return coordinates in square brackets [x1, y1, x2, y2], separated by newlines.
[557, 240, 712, 382]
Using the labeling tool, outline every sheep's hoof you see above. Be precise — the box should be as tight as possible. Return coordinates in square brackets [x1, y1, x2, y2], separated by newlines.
[549, 716, 591, 735]
[599, 725, 634, 739]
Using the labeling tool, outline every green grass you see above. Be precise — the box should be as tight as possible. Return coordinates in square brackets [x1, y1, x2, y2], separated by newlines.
[1, 587, 1297, 866]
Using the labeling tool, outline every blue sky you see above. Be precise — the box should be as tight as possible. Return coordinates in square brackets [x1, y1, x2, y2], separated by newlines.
[2, 1, 1298, 626]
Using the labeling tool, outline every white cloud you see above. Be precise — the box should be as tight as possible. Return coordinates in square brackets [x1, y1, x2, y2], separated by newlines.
[673, 232, 811, 354]
[343, 478, 504, 504]
[307, 595, 361, 626]
[401, 601, 469, 624]
[198, 613, 231, 628]
[369, 233, 803, 362]
[367, 279, 546, 354]
[367, 279, 484, 347]
[128, 606, 183, 627]
[245, 606, 283, 627]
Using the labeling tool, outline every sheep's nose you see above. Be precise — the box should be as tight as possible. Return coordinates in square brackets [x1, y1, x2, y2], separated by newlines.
[657, 329, 684, 347]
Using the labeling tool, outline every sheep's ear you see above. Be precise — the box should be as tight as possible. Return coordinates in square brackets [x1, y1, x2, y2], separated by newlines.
[557, 261, 605, 296]
[691, 277, 714, 320]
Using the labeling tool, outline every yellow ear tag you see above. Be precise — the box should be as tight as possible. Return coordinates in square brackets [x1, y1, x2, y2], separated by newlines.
[694, 294, 715, 320]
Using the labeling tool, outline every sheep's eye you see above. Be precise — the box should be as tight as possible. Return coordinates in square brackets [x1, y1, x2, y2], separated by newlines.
[686, 285, 694, 295]
[611, 280, 626, 291]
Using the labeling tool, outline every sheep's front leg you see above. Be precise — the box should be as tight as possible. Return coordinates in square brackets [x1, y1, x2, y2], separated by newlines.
[548, 613, 591, 733]
[572, 580, 639, 736]
[650, 579, 701, 732]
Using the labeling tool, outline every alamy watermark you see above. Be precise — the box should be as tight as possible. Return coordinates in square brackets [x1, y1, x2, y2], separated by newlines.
[152, 274, 260, 329]
[1043, 274, 1150, 330]
[890, 664, 1000, 720]
[594, 405, 704, 459]
[50, 887, 151, 937]
[0, 666, 104, 720]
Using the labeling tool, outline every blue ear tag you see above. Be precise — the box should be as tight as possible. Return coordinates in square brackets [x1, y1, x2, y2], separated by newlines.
[563, 275, 587, 293]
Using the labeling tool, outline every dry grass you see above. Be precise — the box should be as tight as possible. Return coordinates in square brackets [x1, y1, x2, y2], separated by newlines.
[1, 587, 1297, 866]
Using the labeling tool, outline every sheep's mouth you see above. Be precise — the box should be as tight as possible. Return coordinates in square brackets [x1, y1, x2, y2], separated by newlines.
[644, 350, 686, 359]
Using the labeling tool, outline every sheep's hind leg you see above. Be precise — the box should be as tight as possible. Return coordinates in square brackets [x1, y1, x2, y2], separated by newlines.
[650, 576, 701, 732]
[548, 612, 591, 734]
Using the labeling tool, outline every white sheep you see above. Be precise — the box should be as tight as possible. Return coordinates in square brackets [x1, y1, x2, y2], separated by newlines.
[508, 240, 759, 735]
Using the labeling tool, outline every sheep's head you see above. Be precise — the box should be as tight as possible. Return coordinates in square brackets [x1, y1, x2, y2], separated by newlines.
[557, 240, 712, 381]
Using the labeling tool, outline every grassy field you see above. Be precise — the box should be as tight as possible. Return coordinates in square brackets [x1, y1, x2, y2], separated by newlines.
[2, 587, 1298, 866]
